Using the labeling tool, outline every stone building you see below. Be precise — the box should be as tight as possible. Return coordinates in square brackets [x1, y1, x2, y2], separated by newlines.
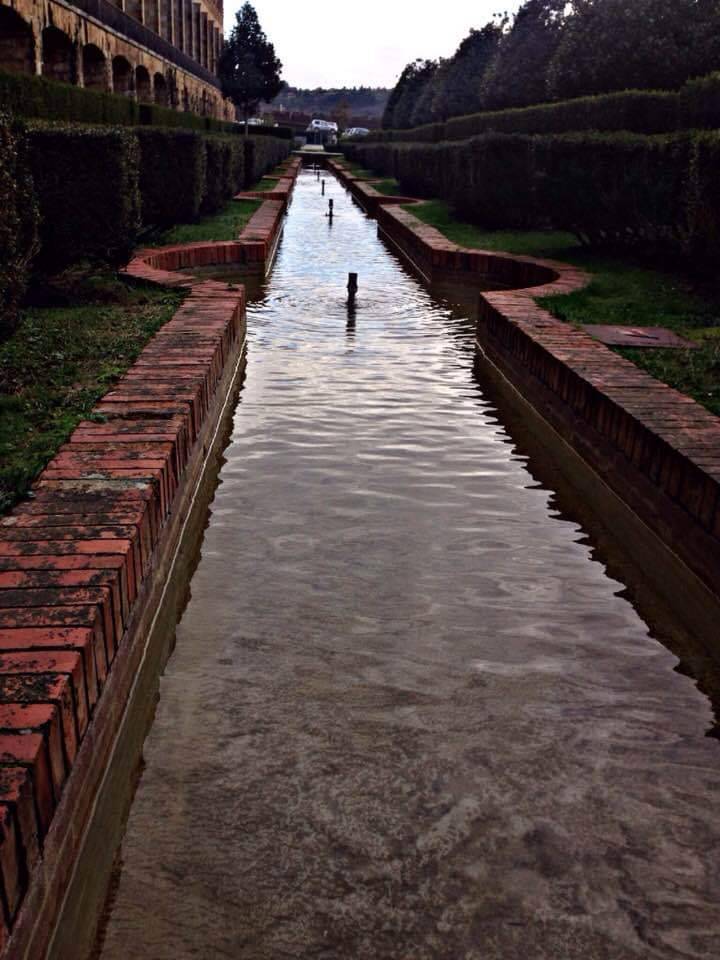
[0, 0, 234, 119]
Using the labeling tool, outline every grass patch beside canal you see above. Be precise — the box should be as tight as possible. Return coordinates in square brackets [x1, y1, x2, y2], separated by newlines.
[409, 199, 720, 416]
[151, 199, 262, 247]
[372, 178, 403, 196]
[253, 178, 280, 192]
[339, 161, 378, 180]
[0, 275, 184, 515]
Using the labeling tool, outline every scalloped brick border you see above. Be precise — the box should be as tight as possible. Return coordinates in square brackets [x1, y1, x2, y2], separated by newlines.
[330, 156, 720, 596]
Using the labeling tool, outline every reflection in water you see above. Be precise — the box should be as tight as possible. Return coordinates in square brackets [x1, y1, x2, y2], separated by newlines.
[98, 171, 720, 960]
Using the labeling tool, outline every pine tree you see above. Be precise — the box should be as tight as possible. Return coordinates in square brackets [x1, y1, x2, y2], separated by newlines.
[218, 3, 283, 131]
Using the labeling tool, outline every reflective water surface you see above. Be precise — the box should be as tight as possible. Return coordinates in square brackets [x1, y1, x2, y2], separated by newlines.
[97, 172, 720, 960]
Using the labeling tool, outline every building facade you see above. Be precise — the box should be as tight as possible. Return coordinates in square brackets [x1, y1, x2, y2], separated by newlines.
[0, 0, 233, 119]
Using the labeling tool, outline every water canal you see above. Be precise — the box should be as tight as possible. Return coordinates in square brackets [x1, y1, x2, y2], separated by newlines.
[95, 170, 720, 959]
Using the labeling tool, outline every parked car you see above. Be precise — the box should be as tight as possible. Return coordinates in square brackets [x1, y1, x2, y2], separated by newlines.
[342, 127, 371, 139]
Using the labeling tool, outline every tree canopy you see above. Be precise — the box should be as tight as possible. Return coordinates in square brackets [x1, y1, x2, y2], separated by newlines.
[382, 0, 720, 130]
[218, 3, 283, 124]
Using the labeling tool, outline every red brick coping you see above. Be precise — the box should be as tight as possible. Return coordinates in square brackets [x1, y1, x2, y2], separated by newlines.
[0, 280, 247, 958]
[331, 156, 720, 598]
[0, 157, 302, 958]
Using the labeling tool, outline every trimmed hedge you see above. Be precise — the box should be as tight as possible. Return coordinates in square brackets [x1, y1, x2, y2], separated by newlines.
[17, 123, 289, 273]
[371, 73, 720, 144]
[202, 136, 235, 214]
[0, 115, 38, 340]
[0, 69, 293, 139]
[0, 70, 139, 127]
[343, 130, 720, 268]
[27, 123, 141, 271]
[137, 128, 206, 227]
[243, 134, 292, 188]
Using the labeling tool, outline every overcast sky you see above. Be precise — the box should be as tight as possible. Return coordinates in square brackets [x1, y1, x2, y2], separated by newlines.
[227, 1, 525, 89]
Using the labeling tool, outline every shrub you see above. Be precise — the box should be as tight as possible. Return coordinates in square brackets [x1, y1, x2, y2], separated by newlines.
[27, 123, 141, 272]
[242, 134, 292, 187]
[344, 130, 716, 262]
[0, 114, 38, 340]
[136, 128, 206, 227]
[0, 69, 138, 126]
[683, 132, 720, 267]
[0, 68, 294, 140]
[532, 133, 691, 246]
[364, 71, 720, 145]
[680, 73, 720, 131]
[202, 136, 235, 214]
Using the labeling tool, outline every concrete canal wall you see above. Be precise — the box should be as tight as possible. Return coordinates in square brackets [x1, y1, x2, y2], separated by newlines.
[0, 157, 300, 960]
[329, 157, 720, 602]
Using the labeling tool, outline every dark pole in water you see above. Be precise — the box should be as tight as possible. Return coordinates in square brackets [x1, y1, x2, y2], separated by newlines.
[328, 198, 334, 220]
[322, 179, 326, 196]
[347, 272, 358, 305]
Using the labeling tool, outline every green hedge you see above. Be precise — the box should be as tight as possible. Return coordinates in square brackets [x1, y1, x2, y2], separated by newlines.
[202, 136, 235, 214]
[0, 70, 139, 126]
[27, 123, 141, 271]
[0, 69, 294, 139]
[0, 115, 38, 340]
[371, 73, 720, 143]
[137, 128, 206, 227]
[343, 130, 720, 268]
[243, 135, 292, 188]
[3, 115, 290, 278]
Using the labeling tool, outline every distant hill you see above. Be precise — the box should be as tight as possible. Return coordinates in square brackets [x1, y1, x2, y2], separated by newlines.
[261, 86, 390, 128]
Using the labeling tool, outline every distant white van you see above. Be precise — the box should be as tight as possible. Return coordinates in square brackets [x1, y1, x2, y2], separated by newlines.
[309, 119, 339, 132]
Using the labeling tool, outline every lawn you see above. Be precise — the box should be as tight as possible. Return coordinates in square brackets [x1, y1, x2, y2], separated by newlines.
[151, 198, 261, 246]
[340, 161, 379, 181]
[372, 178, 403, 197]
[0, 275, 184, 514]
[409, 199, 720, 416]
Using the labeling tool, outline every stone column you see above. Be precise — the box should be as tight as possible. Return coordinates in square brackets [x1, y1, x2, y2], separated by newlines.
[160, 0, 172, 41]
[182, 0, 193, 57]
[192, 2, 201, 63]
[200, 11, 208, 69]
[126, 0, 142, 22]
[174, 0, 183, 51]
[146, 0, 160, 34]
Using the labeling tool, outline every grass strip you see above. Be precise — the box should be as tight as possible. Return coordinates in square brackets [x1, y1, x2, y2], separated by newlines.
[151, 199, 262, 247]
[372, 178, 403, 197]
[409, 199, 720, 416]
[0, 276, 184, 514]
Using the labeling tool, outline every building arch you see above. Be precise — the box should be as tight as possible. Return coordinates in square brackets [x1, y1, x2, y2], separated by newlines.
[0, 6, 35, 75]
[154, 72, 168, 106]
[112, 54, 133, 95]
[82, 43, 107, 91]
[41, 25, 75, 84]
[135, 63, 152, 102]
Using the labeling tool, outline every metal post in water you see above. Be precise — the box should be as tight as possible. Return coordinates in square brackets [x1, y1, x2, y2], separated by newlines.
[328, 198, 334, 221]
[347, 272, 358, 305]
[322, 179, 326, 196]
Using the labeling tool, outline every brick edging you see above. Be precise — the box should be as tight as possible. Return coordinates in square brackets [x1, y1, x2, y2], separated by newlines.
[331, 155, 720, 597]
[0, 158, 302, 958]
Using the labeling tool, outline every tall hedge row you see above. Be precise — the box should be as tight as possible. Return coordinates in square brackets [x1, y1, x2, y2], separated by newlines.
[367, 74, 720, 144]
[0, 120, 291, 307]
[0, 69, 294, 139]
[136, 128, 207, 227]
[28, 124, 142, 271]
[343, 131, 720, 267]
[0, 115, 38, 340]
